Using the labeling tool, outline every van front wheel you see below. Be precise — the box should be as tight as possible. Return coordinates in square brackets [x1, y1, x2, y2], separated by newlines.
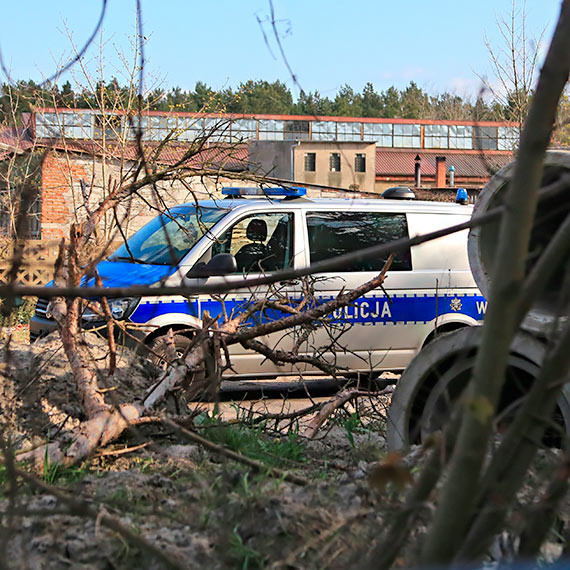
[148, 333, 219, 401]
[149, 334, 193, 368]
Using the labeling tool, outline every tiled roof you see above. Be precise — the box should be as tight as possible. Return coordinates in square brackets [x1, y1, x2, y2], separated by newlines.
[35, 139, 249, 172]
[375, 148, 513, 178]
[22, 131, 513, 180]
[0, 127, 33, 153]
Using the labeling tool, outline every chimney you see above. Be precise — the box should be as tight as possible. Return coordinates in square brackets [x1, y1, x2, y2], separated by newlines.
[435, 156, 446, 187]
[414, 154, 421, 187]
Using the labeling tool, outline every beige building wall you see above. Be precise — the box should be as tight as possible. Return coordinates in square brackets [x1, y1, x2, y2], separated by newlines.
[293, 141, 376, 193]
[374, 179, 413, 194]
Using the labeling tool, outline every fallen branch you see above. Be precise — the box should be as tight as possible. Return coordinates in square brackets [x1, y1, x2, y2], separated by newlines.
[96, 441, 151, 457]
[242, 337, 340, 376]
[18, 404, 142, 470]
[304, 388, 393, 439]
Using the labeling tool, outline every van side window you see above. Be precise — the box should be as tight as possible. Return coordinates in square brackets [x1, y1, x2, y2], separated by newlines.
[212, 212, 294, 274]
[306, 211, 411, 271]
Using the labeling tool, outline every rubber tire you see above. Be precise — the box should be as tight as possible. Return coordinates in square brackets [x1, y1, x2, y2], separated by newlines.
[386, 327, 570, 451]
[149, 334, 193, 368]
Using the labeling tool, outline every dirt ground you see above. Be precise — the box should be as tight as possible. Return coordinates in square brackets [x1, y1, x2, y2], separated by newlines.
[0, 332, 567, 569]
[0, 332, 398, 569]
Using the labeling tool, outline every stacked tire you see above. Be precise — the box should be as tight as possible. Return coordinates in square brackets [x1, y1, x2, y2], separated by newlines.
[387, 151, 570, 449]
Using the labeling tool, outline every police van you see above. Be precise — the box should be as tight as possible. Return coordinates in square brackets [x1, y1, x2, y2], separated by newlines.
[30, 186, 486, 377]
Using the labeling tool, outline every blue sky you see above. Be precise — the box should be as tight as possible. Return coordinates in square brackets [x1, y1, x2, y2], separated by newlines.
[0, 0, 563, 100]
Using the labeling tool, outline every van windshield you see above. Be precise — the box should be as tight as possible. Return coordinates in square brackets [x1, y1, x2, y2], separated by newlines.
[110, 206, 228, 266]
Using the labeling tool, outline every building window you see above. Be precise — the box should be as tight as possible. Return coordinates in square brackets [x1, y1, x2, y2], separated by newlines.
[230, 118, 257, 142]
[363, 122, 393, 147]
[337, 122, 362, 142]
[62, 112, 93, 139]
[449, 125, 473, 149]
[94, 113, 122, 140]
[393, 124, 421, 148]
[473, 126, 498, 150]
[203, 117, 232, 143]
[284, 120, 309, 141]
[424, 124, 449, 149]
[258, 119, 284, 141]
[330, 153, 341, 172]
[498, 126, 520, 150]
[311, 121, 336, 141]
[304, 153, 316, 172]
[355, 153, 366, 172]
[176, 117, 203, 141]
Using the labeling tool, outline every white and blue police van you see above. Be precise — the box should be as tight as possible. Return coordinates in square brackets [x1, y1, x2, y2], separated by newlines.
[30, 186, 486, 377]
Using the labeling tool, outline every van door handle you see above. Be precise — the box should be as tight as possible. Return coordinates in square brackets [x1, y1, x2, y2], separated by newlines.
[280, 279, 299, 286]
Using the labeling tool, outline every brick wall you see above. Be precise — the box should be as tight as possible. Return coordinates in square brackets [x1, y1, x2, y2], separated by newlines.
[414, 187, 480, 203]
[40, 153, 88, 239]
[39, 151, 233, 240]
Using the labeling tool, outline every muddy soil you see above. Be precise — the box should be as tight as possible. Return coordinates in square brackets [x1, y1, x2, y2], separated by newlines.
[0, 333, 567, 569]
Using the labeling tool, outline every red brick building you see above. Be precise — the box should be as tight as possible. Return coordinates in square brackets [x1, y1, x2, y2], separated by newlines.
[1, 109, 517, 238]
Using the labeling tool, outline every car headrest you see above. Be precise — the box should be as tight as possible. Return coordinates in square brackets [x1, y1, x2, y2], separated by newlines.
[246, 218, 267, 242]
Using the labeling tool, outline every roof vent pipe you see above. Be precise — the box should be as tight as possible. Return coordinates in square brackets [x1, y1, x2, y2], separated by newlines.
[414, 154, 421, 187]
[449, 165, 455, 187]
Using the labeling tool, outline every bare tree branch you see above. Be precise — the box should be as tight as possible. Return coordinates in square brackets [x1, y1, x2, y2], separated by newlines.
[420, 2, 570, 564]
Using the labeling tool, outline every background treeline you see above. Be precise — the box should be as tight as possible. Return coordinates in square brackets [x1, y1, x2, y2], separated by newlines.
[3, 77, 569, 144]
[0, 78, 508, 122]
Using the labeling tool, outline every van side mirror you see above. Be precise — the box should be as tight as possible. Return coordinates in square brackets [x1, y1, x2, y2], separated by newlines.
[186, 253, 237, 278]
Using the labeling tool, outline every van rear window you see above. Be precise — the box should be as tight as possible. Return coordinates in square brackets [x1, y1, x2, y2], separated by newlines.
[306, 211, 411, 271]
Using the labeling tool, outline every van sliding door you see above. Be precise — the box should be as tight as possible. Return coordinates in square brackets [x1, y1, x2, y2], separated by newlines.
[302, 210, 417, 372]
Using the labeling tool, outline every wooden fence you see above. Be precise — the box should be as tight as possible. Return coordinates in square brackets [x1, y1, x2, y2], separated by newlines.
[0, 240, 61, 287]
[0, 240, 125, 287]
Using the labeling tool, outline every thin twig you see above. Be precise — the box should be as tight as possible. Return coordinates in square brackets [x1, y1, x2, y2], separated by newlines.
[161, 417, 309, 486]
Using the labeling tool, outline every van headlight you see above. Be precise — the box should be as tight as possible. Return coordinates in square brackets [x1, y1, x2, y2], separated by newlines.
[82, 297, 139, 322]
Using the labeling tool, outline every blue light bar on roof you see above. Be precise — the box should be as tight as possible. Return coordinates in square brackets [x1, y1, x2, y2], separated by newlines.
[222, 186, 306, 197]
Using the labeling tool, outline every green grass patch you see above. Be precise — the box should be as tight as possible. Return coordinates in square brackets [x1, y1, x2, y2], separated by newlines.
[229, 525, 265, 570]
[195, 413, 306, 469]
[41, 461, 89, 485]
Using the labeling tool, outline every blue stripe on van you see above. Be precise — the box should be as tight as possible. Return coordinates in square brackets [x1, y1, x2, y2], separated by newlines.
[327, 294, 486, 324]
[130, 298, 199, 323]
[128, 293, 487, 326]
